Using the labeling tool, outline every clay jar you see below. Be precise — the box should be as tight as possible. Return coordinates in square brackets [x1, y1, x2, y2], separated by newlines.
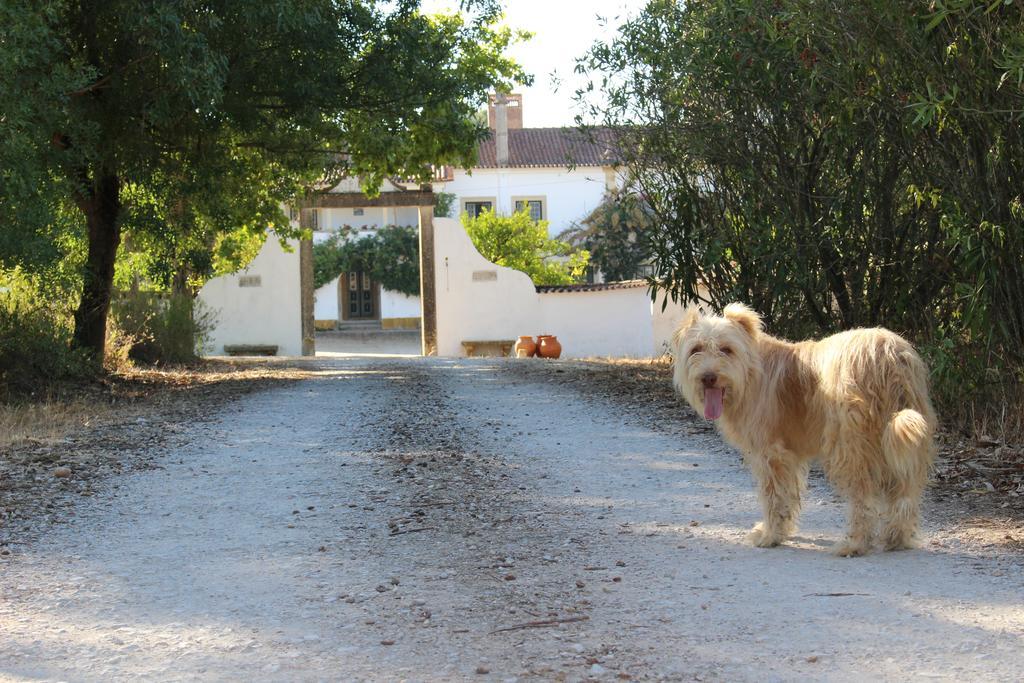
[536, 335, 562, 359]
[514, 335, 537, 358]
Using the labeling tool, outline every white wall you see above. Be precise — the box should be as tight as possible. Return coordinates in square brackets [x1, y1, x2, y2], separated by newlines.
[434, 217, 539, 355]
[314, 276, 340, 321]
[435, 166, 615, 236]
[538, 288, 654, 358]
[317, 178, 419, 230]
[198, 234, 303, 356]
[651, 293, 692, 357]
[316, 206, 419, 232]
[433, 217, 665, 358]
[381, 290, 421, 319]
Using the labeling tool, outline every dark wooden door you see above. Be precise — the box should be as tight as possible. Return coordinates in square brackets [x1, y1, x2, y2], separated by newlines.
[345, 270, 377, 319]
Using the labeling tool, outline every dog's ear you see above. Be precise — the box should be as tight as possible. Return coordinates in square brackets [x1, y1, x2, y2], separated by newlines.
[671, 306, 702, 349]
[671, 305, 704, 339]
[723, 303, 762, 338]
[679, 305, 701, 332]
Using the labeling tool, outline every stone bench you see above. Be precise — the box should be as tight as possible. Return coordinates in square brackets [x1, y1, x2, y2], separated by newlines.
[223, 344, 279, 356]
[461, 340, 514, 358]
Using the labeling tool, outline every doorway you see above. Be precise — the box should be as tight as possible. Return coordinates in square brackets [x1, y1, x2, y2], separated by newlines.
[339, 270, 380, 321]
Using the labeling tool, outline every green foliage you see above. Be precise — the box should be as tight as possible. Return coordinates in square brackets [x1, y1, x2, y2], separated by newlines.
[110, 292, 217, 365]
[579, 0, 1024, 422]
[434, 192, 457, 218]
[0, 271, 91, 395]
[462, 210, 590, 286]
[115, 169, 283, 294]
[560, 190, 654, 282]
[1, 0, 530, 356]
[313, 226, 420, 296]
[371, 226, 422, 298]
[0, 2, 90, 271]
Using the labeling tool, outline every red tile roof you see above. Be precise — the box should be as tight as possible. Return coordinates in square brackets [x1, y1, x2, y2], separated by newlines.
[475, 127, 618, 169]
[535, 279, 648, 294]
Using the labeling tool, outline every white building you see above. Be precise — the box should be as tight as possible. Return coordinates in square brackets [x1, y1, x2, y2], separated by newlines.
[311, 93, 622, 331]
[432, 93, 620, 236]
[197, 93, 667, 357]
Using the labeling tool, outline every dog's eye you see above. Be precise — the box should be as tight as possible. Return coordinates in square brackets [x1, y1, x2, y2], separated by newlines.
[720, 346, 733, 355]
[689, 344, 704, 356]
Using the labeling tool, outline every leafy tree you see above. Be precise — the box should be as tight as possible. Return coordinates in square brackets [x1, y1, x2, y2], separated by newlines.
[2, 0, 527, 359]
[463, 209, 590, 285]
[312, 226, 420, 296]
[434, 192, 457, 218]
[578, 0, 930, 333]
[0, 3, 89, 271]
[560, 190, 654, 282]
[577, 0, 1024, 418]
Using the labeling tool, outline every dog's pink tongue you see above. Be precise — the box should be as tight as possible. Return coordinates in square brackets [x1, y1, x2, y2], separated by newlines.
[704, 387, 724, 420]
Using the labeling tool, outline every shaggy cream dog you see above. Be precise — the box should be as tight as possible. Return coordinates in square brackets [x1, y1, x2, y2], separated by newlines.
[672, 304, 936, 556]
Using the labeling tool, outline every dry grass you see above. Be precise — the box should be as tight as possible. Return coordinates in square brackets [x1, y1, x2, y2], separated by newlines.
[0, 358, 317, 451]
[951, 385, 1024, 445]
[0, 400, 107, 450]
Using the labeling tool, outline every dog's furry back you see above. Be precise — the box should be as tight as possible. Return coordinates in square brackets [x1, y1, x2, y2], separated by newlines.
[808, 328, 936, 492]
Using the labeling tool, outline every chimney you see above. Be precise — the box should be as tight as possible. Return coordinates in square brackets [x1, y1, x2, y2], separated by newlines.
[488, 93, 522, 168]
[494, 92, 509, 167]
[487, 92, 523, 129]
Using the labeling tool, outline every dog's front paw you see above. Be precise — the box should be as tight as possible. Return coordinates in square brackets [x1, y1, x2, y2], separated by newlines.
[833, 538, 870, 557]
[882, 534, 918, 552]
[746, 522, 782, 548]
[882, 527, 919, 552]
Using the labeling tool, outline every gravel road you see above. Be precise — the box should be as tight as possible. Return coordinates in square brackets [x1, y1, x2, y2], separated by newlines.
[1, 357, 1022, 682]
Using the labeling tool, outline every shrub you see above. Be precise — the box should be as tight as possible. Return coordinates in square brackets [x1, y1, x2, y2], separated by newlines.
[580, 0, 1024, 437]
[111, 291, 216, 365]
[0, 274, 91, 396]
[560, 190, 654, 282]
[462, 209, 590, 285]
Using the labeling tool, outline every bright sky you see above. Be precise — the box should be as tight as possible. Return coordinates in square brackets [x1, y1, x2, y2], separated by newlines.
[422, 0, 646, 127]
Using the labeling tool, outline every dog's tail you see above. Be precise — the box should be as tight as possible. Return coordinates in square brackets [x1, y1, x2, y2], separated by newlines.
[881, 409, 934, 485]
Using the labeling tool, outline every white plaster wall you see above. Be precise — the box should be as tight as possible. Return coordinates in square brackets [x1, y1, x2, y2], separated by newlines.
[434, 217, 540, 356]
[436, 166, 615, 236]
[433, 217, 656, 358]
[537, 288, 654, 358]
[317, 178, 419, 229]
[315, 206, 419, 232]
[651, 293, 692, 357]
[381, 290, 421, 319]
[197, 234, 302, 356]
[314, 277, 340, 321]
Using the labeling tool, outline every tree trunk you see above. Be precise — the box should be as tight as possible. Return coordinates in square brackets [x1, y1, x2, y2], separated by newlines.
[171, 267, 191, 297]
[73, 173, 122, 359]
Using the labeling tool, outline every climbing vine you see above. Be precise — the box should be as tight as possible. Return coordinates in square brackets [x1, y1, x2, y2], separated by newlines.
[312, 225, 420, 296]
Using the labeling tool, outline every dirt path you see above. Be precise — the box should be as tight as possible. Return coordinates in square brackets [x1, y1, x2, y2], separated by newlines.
[1, 358, 1022, 682]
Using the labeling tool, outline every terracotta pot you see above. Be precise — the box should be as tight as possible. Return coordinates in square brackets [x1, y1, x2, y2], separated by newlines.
[514, 335, 537, 358]
[537, 334, 562, 359]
